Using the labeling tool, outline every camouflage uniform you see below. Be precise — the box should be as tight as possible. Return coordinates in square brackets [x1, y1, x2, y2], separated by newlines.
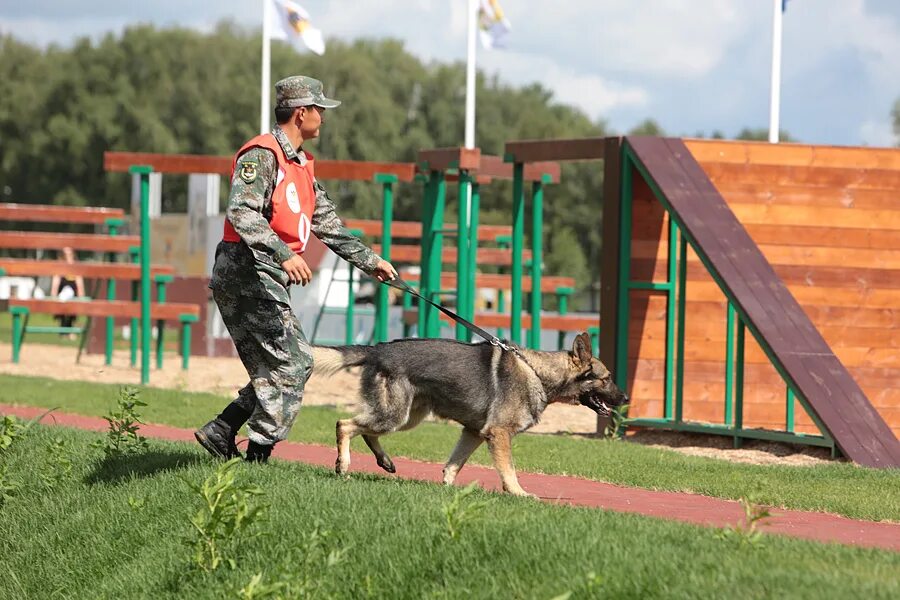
[210, 77, 380, 446]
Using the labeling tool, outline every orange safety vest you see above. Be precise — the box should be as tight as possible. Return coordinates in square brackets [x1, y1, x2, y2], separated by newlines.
[222, 133, 316, 254]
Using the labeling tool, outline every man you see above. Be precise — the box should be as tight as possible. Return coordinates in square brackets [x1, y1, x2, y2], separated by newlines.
[195, 75, 397, 463]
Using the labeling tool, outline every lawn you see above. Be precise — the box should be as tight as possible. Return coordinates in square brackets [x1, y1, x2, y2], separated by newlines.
[1, 373, 898, 523]
[0, 426, 898, 599]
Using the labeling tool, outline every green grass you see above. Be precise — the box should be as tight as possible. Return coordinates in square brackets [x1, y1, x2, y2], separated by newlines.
[1, 426, 898, 599]
[1, 373, 899, 522]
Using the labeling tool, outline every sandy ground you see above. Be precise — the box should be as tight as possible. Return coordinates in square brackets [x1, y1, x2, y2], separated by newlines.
[0, 342, 835, 466]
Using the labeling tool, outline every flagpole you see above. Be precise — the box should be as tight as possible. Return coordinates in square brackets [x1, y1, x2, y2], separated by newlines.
[260, 0, 272, 134]
[464, 0, 478, 149]
[768, 0, 783, 143]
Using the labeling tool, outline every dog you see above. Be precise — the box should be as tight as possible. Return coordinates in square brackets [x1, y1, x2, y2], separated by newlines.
[311, 332, 628, 497]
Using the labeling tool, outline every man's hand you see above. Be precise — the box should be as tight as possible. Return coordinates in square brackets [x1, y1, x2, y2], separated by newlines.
[370, 259, 398, 283]
[281, 254, 313, 286]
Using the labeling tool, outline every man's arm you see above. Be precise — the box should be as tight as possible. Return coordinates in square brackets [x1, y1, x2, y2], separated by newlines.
[226, 147, 295, 265]
[310, 179, 381, 273]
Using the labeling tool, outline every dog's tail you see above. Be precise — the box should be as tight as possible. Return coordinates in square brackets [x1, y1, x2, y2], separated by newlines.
[312, 345, 372, 377]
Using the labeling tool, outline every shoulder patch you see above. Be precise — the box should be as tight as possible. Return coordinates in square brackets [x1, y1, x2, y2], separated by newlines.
[239, 161, 258, 184]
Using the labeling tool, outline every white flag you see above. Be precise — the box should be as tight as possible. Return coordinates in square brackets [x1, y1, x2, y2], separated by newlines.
[268, 0, 325, 56]
[478, 0, 511, 49]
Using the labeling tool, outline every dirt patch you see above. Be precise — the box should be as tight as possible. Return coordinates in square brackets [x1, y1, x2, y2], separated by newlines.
[0, 341, 838, 466]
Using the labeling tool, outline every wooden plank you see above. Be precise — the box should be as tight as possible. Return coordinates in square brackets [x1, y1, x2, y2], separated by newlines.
[700, 162, 900, 190]
[401, 309, 598, 331]
[477, 155, 561, 183]
[714, 185, 900, 211]
[504, 138, 606, 162]
[9, 299, 199, 320]
[599, 136, 624, 384]
[397, 270, 575, 293]
[344, 219, 512, 241]
[632, 258, 900, 289]
[635, 297, 900, 329]
[0, 203, 125, 225]
[103, 151, 417, 182]
[0, 232, 139, 253]
[374, 245, 532, 265]
[627, 135, 900, 467]
[417, 147, 481, 171]
[685, 139, 900, 170]
[0, 259, 175, 279]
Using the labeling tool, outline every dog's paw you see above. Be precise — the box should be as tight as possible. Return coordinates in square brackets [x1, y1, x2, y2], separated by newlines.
[334, 459, 348, 475]
[377, 456, 396, 474]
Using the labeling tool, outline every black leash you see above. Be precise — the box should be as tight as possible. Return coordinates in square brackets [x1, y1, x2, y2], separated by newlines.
[383, 278, 523, 357]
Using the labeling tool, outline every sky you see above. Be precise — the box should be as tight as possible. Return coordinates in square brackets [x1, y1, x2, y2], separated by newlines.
[1, 0, 899, 146]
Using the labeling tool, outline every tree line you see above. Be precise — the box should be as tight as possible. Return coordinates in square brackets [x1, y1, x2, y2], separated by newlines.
[3, 22, 863, 304]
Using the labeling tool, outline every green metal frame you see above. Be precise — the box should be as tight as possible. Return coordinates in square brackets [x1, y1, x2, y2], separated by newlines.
[374, 173, 397, 344]
[130, 165, 153, 385]
[455, 170, 472, 341]
[615, 141, 837, 453]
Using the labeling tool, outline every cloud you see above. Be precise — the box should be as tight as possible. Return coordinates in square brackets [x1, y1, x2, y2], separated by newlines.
[479, 51, 648, 117]
[859, 118, 897, 147]
[1, 0, 898, 145]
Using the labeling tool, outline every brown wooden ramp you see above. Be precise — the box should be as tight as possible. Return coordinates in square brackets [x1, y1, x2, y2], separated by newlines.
[625, 136, 900, 468]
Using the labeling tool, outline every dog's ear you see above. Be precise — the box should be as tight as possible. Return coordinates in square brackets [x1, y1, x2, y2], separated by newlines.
[572, 332, 593, 366]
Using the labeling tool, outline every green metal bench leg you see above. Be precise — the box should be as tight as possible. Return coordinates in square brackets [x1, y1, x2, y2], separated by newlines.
[179, 316, 198, 370]
[10, 307, 28, 363]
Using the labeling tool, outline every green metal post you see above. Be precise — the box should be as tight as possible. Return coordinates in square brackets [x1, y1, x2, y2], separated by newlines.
[418, 174, 434, 336]
[725, 302, 736, 426]
[129, 247, 139, 367]
[104, 221, 119, 366]
[556, 287, 572, 350]
[510, 162, 525, 344]
[130, 165, 153, 385]
[456, 171, 472, 341]
[588, 326, 600, 357]
[614, 150, 633, 391]
[155, 279, 166, 370]
[465, 182, 481, 342]
[786, 387, 796, 433]
[374, 173, 396, 344]
[345, 266, 356, 345]
[426, 171, 446, 338]
[675, 233, 687, 423]
[664, 219, 678, 419]
[734, 318, 746, 448]
[530, 175, 549, 350]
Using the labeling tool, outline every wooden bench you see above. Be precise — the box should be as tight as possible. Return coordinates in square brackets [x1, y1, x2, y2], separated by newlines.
[343, 217, 591, 346]
[9, 299, 200, 369]
[400, 309, 599, 352]
[0, 203, 126, 227]
[1, 202, 199, 370]
[0, 232, 139, 254]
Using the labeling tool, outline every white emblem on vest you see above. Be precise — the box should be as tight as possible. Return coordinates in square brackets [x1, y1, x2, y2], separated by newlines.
[298, 213, 311, 252]
[286, 182, 301, 213]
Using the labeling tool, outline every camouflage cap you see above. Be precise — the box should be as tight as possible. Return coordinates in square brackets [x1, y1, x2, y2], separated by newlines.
[274, 75, 341, 109]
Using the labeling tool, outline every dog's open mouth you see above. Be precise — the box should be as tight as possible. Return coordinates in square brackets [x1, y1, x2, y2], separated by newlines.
[578, 392, 613, 416]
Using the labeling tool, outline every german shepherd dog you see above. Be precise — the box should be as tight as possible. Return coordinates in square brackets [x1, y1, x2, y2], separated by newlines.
[312, 332, 627, 497]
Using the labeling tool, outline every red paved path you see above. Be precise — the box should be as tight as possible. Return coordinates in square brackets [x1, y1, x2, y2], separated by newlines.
[3, 403, 898, 552]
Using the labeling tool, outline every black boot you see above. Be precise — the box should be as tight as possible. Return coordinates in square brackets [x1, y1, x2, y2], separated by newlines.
[194, 401, 250, 460]
[194, 418, 242, 459]
[245, 441, 274, 463]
